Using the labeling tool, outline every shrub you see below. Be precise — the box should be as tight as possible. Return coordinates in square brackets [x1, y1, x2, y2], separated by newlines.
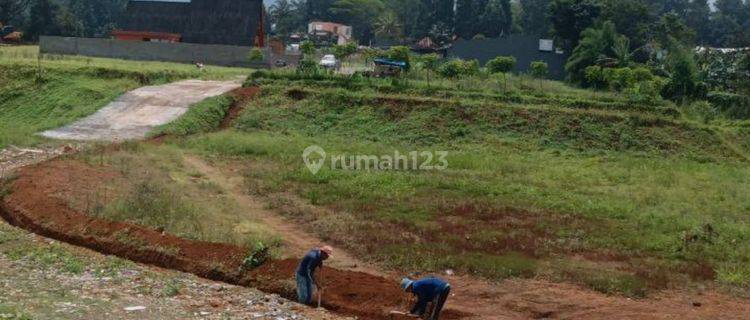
[606, 67, 636, 92]
[242, 241, 270, 269]
[386, 46, 411, 70]
[300, 40, 315, 56]
[464, 59, 480, 76]
[684, 101, 717, 124]
[419, 53, 440, 72]
[438, 59, 479, 78]
[248, 48, 264, 63]
[664, 42, 698, 101]
[438, 60, 464, 78]
[585, 66, 607, 89]
[633, 67, 654, 82]
[486, 56, 516, 91]
[707, 91, 750, 120]
[297, 60, 320, 74]
[530, 61, 549, 79]
[333, 42, 357, 62]
[486, 56, 516, 74]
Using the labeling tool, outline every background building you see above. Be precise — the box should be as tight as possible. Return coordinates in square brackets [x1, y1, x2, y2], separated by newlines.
[448, 35, 569, 80]
[307, 22, 352, 45]
[114, 0, 266, 47]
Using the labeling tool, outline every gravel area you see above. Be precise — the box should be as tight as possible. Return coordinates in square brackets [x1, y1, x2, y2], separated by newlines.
[0, 222, 345, 320]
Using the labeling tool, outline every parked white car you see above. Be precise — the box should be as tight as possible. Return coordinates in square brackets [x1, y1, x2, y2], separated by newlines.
[319, 54, 340, 69]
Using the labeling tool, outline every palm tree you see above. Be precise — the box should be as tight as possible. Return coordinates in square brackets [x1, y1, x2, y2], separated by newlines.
[373, 11, 402, 40]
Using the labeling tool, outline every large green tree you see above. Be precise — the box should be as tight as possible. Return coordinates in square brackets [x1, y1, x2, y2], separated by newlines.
[565, 21, 625, 84]
[455, 0, 477, 38]
[329, 0, 385, 43]
[685, 0, 711, 45]
[520, 0, 551, 37]
[478, 0, 512, 38]
[0, 0, 27, 25]
[68, 0, 126, 37]
[24, 0, 59, 40]
[549, 0, 601, 50]
[599, 0, 652, 51]
[270, 0, 305, 36]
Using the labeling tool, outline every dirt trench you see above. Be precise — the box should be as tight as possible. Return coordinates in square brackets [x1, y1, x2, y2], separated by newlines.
[0, 159, 466, 320]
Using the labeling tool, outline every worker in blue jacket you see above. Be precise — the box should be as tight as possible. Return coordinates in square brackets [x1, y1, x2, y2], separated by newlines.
[296, 246, 333, 304]
[400, 277, 451, 320]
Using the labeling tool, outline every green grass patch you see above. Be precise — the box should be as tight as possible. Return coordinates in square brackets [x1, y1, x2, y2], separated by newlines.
[0, 304, 32, 320]
[154, 95, 235, 136]
[5, 244, 86, 274]
[168, 75, 750, 292]
[0, 46, 247, 148]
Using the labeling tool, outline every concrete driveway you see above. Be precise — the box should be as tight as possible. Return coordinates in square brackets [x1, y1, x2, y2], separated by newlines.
[41, 79, 241, 141]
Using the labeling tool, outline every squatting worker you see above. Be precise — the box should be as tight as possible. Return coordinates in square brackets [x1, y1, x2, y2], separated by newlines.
[295, 245, 333, 304]
[400, 277, 451, 320]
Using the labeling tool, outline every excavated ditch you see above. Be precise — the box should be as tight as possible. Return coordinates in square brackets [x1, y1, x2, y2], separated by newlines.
[0, 159, 467, 320]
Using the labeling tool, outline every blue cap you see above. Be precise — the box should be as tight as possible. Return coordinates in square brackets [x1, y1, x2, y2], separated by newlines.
[400, 278, 414, 291]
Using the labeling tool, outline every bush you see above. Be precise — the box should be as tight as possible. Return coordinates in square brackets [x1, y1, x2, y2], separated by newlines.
[386, 46, 411, 70]
[664, 42, 698, 101]
[419, 53, 440, 72]
[464, 59, 480, 75]
[606, 67, 636, 92]
[438, 59, 479, 78]
[684, 101, 717, 124]
[297, 60, 320, 74]
[300, 40, 315, 55]
[248, 48, 264, 63]
[486, 56, 516, 74]
[531, 61, 549, 79]
[333, 43, 357, 61]
[242, 241, 270, 269]
[707, 91, 750, 120]
[585, 66, 608, 89]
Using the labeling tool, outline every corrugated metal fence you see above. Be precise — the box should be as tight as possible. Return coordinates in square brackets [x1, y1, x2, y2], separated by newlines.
[39, 36, 277, 68]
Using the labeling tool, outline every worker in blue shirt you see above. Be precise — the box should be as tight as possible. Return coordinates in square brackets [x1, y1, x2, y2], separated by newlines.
[400, 277, 451, 320]
[295, 246, 333, 305]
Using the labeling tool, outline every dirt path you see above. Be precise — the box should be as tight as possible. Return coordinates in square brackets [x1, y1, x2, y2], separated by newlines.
[183, 155, 381, 275]
[182, 155, 750, 320]
[40, 80, 240, 141]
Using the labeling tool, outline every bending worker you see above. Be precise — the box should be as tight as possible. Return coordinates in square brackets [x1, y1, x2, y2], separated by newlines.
[400, 276, 451, 320]
[295, 246, 333, 304]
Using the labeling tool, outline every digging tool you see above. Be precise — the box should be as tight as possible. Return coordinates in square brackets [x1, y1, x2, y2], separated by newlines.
[317, 267, 324, 309]
[388, 311, 419, 319]
[317, 287, 323, 308]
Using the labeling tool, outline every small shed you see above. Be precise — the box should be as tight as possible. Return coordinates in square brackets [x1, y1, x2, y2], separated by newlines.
[448, 35, 570, 80]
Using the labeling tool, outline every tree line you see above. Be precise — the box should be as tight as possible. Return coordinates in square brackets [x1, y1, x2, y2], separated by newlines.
[2, 0, 747, 50]
[269, 0, 749, 48]
[0, 0, 127, 41]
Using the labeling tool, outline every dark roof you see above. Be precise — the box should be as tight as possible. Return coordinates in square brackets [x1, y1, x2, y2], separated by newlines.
[448, 35, 570, 80]
[120, 0, 264, 46]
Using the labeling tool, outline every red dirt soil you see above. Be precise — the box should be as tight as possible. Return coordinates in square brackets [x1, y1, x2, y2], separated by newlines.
[220, 86, 260, 129]
[0, 159, 467, 320]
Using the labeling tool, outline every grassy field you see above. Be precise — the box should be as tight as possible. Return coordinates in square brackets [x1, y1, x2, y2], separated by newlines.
[69, 143, 281, 248]
[2, 50, 750, 298]
[167, 71, 750, 296]
[0, 46, 248, 148]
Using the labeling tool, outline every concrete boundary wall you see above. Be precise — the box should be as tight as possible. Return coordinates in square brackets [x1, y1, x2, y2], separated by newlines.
[40, 36, 268, 68]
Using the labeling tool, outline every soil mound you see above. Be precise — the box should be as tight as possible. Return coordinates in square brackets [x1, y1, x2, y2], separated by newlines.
[221, 86, 260, 129]
[243, 259, 465, 320]
[0, 159, 468, 320]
